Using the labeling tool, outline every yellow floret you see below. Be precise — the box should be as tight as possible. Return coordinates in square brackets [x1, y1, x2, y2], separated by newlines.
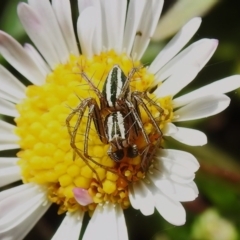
[59, 174, 72, 187]
[102, 179, 117, 194]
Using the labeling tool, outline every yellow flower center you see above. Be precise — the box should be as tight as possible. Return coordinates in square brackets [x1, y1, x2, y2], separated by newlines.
[15, 50, 173, 214]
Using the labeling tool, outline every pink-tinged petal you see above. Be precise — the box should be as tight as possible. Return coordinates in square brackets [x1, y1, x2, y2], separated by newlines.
[24, 43, 51, 77]
[73, 188, 93, 206]
[149, 17, 202, 74]
[28, 0, 69, 62]
[51, 212, 83, 240]
[0, 31, 45, 85]
[0, 65, 25, 103]
[17, 3, 59, 69]
[174, 94, 230, 122]
[174, 75, 240, 108]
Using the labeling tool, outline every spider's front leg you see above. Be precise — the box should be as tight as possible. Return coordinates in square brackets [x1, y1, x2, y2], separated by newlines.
[66, 98, 107, 184]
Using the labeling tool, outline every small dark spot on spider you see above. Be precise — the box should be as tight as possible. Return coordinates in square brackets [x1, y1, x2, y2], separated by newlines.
[136, 31, 142, 36]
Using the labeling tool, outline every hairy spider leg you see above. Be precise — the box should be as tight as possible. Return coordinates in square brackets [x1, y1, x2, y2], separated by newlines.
[124, 99, 152, 170]
[131, 91, 163, 170]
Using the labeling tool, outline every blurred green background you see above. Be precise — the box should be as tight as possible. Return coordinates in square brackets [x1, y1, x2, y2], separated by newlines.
[1, 0, 240, 239]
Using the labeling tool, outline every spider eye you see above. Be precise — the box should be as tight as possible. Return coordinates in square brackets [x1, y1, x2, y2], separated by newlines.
[126, 145, 138, 158]
[109, 149, 124, 162]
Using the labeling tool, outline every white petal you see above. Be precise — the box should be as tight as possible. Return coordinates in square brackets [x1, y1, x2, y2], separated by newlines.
[155, 39, 218, 81]
[154, 190, 186, 226]
[0, 184, 51, 240]
[154, 65, 199, 98]
[52, 0, 79, 56]
[0, 31, 45, 85]
[0, 120, 19, 150]
[0, 183, 29, 200]
[28, 0, 69, 63]
[174, 94, 230, 121]
[78, 0, 94, 11]
[160, 159, 195, 184]
[51, 212, 83, 240]
[157, 149, 200, 172]
[161, 157, 196, 177]
[150, 175, 198, 202]
[163, 122, 178, 136]
[77, 7, 96, 58]
[116, 206, 128, 240]
[0, 157, 18, 167]
[0, 158, 20, 186]
[129, 181, 155, 216]
[83, 204, 127, 240]
[122, 0, 146, 55]
[170, 127, 207, 146]
[132, 0, 164, 60]
[129, 185, 140, 210]
[99, 0, 127, 52]
[78, 0, 102, 54]
[0, 98, 18, 117]
[24, 43, 51, 77]
[91, 2, 103, 54]
[0, 166, 21, 187]
[17, 3, 60, 69]
[174, 75, 240, 108]
[0, 120, 16, 132]
[149, 17, 202, 74]
[0, 65, 25, 103]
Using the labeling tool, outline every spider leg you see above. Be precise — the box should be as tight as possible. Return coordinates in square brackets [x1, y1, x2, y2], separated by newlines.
[66, 98, 104, 184]
[124, 100, 152, 170]
[118, 66, 141, 100]
[82, 99, 120, 175]
[132, 91, 163, 169]
[80, 70, 108, 108]
[136, 91, 164, 125]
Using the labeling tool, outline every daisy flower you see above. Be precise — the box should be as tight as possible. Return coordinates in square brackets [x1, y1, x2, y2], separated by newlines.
[0, 0, 239, 239]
